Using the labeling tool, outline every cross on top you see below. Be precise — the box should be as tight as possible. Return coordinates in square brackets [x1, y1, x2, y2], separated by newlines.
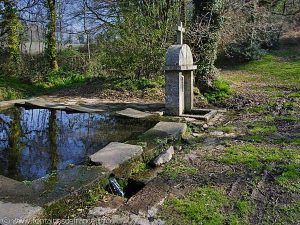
[176, 21, 185, 45]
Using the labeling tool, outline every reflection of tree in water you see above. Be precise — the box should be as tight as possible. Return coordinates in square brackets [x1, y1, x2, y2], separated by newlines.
[0, 108, 156, 181]
[49, 110, 58, 171]
[7, 109, 22, 180]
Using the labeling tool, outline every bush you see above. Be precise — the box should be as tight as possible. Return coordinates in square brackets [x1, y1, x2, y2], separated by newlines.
[226, 41, 267, 62]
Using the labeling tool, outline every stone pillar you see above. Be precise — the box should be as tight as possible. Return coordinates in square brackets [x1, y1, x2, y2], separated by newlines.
[165, 71, 184, 116]
[184, 71, 193, 113]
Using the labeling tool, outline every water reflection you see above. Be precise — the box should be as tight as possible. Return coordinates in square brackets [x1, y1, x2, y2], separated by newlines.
[0, 107, 155, 181]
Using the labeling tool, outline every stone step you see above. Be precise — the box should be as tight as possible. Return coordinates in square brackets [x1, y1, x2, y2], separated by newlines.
[89, 142, 143, 171]
[116, 108, 154, 119]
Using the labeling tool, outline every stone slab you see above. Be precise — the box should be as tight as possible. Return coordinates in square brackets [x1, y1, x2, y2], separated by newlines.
[182, 109, 218, 121]
[116, 108, 153, 119]
[89, 142, 143, 171]
[143, 122, 187, 140]
[121, 177, 170, 216]
[0, 99, 27, 110]
[0, 176, 36, 204]
[66, 105, 104, 113]
[0, 202, 42, 225]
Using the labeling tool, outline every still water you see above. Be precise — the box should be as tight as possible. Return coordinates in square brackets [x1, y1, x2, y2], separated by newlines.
[0, 107, 156, 181]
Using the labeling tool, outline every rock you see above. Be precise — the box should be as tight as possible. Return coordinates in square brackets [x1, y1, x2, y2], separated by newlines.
[209, 131, 224, 137]
[184, 117, 197, 122]
[0, 201, 43, 225]
[89, 142, 143, 171]
[143, 122, 187, 140]
[153, 147, 174, 166]
[224, 133, 237, 138]
[208, 122, 214, 126]
[117, 108, 153, 119]
[122, 178, 169, 216]
[192, 133, 205, 138]
[88, 206, 117, 217]
[153, 111, 164, 116]
[174, 145, 182, 151]
[203, 124, 209, 129]
[111, 214, 130, 224]
[130, 214, 151, 225]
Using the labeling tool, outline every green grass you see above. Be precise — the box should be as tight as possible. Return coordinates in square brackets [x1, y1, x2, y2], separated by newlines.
[0, 71, 89, 101]
[204, 79, 233, 103]
[162, 158, 198, 178]
[219, 144, 295, 170]
[235, 54, 300, 88]
[161, 187, 253, 225]
[249, 125, 277, 135]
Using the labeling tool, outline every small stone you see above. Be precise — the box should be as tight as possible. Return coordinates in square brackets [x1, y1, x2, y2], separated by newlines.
[130, 214, 151, 225]
[209, 131, 224, 137]
[174, 145, 182, 151]
[208, 122, 214, 126]
[192, 133, 204, 138]
[153, 111, 164, 116]
[203, 124, 209, 129]
[152, 219, 166, 225]
[88, 206, 117, 217]
[224, 133, 237, 138]
[184, 117, 197, 122]
[153, 146, 174, 166]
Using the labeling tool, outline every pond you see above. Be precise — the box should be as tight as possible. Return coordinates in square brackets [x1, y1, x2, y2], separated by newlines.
[0, 107, 156, 181]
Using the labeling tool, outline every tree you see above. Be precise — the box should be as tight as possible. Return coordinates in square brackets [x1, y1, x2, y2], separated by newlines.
[191, 0, 224, 92]
[46, 0, 58, 71]
[1, 0, 22, 76]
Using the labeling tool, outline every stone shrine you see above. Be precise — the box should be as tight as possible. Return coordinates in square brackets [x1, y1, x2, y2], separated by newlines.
[165, 22, 197, 116]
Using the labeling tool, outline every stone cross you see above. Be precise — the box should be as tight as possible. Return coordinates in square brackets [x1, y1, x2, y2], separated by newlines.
[176, 22, 185, 45]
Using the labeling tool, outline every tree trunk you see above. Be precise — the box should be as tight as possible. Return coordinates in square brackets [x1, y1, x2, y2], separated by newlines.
[46, 0, 59, 71]
[192, 0, 224, 92]
[3, 0, 22, 77]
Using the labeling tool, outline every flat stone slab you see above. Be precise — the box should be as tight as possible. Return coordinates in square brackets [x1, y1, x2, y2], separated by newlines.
[116, 108, 153, 119]
[0, 99, 26, 110]
[182, 109, 218, 121]
[0, 201, 43, 224]
[89, 142, 143, 171]
[0, 176, 36, 204]
[65, 105, 104, 113]
[143, 122, 187, 139]
[122, 177, 170, 216]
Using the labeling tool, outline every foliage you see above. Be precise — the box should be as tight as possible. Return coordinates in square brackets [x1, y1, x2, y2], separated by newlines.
[190, 0, 224, 92]
[204, 79, 233, 102]
[226, 41, 267, 62]
[221, 0, 284, 62]
[1, 1, 23, 77]
[96, 0, 180, 79]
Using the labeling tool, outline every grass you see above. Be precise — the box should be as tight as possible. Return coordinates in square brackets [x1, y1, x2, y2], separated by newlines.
[219, 144, 296, 169]
[234, 53, 300, 88]
[161, 187, 253, 225]
[0, 71, 89, 101]
[162, 158, 198, 178]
